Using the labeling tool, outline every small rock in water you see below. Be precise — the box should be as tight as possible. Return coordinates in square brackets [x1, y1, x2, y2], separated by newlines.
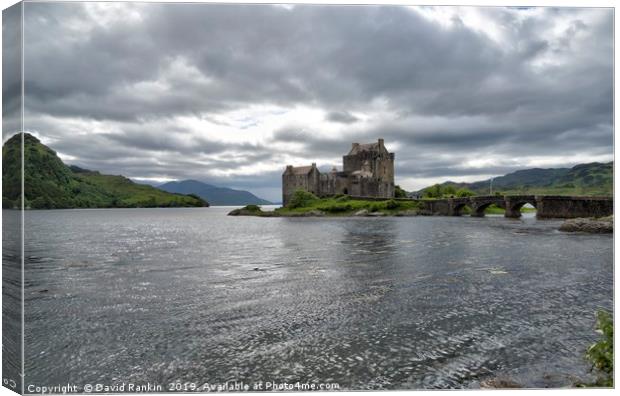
[305, 210, 325, 217]
[253, 267, 261, 271]
[480, 377, 522, 389]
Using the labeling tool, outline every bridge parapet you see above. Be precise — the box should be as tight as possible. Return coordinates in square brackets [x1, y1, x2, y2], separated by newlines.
[535, 195, 613, 219]
[416, 195, 611, 219]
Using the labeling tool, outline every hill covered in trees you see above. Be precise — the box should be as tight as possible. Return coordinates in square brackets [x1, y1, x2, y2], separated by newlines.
[2, 133, 208, 209]
[418, 162, 612, 198]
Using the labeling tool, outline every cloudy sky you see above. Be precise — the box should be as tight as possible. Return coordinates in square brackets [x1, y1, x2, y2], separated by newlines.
[3, 2, 613, 201]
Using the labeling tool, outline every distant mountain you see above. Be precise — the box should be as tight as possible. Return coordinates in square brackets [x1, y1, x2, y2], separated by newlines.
[2, 133, 208, 209]
[158, 180, 274, 206]
[418, 162, 612, 196]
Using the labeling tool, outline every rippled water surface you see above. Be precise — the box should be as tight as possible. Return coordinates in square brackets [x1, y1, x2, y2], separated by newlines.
[8, 207, 614, 389]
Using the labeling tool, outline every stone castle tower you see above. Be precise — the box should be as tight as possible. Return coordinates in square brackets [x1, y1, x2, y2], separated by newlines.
[282, 138, 395, 205]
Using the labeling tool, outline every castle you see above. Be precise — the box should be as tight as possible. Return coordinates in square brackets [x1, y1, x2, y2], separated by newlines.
[282, 139, 395, 205]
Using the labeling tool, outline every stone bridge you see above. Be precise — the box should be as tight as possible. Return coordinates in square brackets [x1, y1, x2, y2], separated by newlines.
[419, 195, 613, 219]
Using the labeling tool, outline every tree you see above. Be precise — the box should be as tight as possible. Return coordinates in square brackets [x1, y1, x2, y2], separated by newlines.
[456, 188, 475, 197]
[423, 184, 459, 198]
[423, 184, 443, 198]
[394, 185, 408, 198]
[288, 189, 319, 208]
[443, 185, 457, 196]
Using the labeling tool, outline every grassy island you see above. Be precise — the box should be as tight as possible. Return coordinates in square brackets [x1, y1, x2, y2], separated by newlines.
[229, 190, 424, 217]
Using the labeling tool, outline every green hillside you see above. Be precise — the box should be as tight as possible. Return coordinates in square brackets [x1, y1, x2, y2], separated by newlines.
[418, 162, 613, 197]
[2, 133, 208, 209]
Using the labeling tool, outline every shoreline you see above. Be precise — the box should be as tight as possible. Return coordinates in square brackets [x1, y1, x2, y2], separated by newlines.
[228, 208, 423, 217]
[228, 206, 612, 232]
[228, 205, 533, 218]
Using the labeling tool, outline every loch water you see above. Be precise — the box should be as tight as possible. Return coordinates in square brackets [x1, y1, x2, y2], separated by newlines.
[3, 207, 613, 389]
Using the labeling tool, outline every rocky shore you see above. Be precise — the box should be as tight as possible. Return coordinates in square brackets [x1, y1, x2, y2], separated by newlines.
[228, 205, 614, 226]
[559, 215, 613, 233]
[227, 205, 423, 217]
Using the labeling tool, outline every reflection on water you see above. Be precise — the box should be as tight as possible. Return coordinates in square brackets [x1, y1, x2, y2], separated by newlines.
[8, 208, 613, 389]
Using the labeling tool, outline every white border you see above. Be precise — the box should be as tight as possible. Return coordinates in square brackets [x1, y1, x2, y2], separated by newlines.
[0, 2, 616, 396]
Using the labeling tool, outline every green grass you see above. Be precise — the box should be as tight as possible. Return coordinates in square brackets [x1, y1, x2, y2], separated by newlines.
[75, 173, 206, 208]
[483, 204, 536, 215]
[277, 191, 423, 216]
[484, 204, 504, 214]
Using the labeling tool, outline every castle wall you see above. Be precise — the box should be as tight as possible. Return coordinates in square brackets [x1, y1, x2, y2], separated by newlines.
[319, 174, 334, 197]
[376, 153, 395, 186]
[308, 168, 321, 195]
[349, 178, 392, 197]
[349, 177, 361, 197]
[343, 154, 364, 174]
[282, 174, 303, 205]
[319, 173, 350, 197]
[282, 167, 321, 205]
[334, 174, 349, 195]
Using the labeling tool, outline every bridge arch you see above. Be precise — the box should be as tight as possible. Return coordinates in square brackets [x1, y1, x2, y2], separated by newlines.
[452, 202, 473, 216]
[468, 196, 506, 217]
[471, 201, 502, 217]
[505, 197, 537, 218]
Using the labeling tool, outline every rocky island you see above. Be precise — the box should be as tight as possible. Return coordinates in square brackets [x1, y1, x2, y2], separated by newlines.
[559, 216, 613, 233]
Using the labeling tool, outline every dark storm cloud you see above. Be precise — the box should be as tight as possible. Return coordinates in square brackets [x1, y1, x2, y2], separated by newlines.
[272, 126, 350, 157]
[326, 111, 359, 124]
[23, 4, 508, 120]
[3, 3, 22, 138]
[18, 3, 614, 199]
[104, 130, 228, 156]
